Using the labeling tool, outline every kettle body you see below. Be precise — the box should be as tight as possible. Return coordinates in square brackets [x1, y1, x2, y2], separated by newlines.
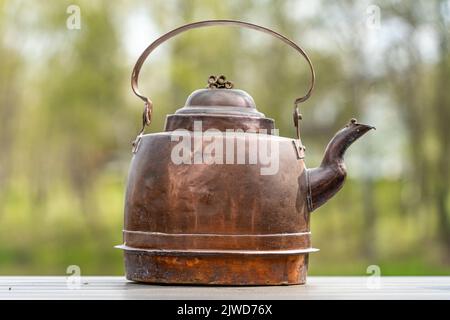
[117, 20, 374, 285]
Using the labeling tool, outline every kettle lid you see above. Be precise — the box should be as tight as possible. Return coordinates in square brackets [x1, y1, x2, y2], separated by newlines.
[164, 75, 274, 132]
[177, 75, 264, 117]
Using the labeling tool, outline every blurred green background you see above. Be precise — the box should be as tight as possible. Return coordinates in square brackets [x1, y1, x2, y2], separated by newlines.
[0, 0, 449, 276]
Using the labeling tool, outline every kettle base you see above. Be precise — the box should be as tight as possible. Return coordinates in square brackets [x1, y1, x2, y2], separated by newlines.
[123, 250, 311, 285]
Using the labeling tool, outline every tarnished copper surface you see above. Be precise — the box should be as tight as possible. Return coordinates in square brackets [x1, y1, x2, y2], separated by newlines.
[164, 114, 274, 132]
[121, 132, 315, 284]
[124, 251, 310, 285]
[123, 133, 310, 235]
[119, 19, 374, 285]
[121, 231, 312, 250]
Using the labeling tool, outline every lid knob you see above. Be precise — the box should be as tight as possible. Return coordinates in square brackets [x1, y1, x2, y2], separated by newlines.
[206, 75, 234, 89]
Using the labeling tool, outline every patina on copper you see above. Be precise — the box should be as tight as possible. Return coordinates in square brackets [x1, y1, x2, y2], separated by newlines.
[117, 19, 374, 285]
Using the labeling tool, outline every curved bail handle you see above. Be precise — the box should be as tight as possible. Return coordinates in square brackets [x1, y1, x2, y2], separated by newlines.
[131, 19, 315, 152]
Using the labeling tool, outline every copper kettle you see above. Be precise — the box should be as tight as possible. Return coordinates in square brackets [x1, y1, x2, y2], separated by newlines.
[117, 20, 375, 285]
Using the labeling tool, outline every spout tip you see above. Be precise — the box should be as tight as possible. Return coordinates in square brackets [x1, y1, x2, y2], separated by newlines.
[319, 117, 376, 172]
[347, 118, 376, 131]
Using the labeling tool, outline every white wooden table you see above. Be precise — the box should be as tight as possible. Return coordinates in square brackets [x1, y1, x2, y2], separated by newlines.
[0, 277, 449, 300]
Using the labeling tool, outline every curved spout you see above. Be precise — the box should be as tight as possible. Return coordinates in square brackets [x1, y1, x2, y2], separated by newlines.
[307, 119, 375, 212]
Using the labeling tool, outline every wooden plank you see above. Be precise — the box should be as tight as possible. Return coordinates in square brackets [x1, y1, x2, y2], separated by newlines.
[0, 276, 449, 300]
